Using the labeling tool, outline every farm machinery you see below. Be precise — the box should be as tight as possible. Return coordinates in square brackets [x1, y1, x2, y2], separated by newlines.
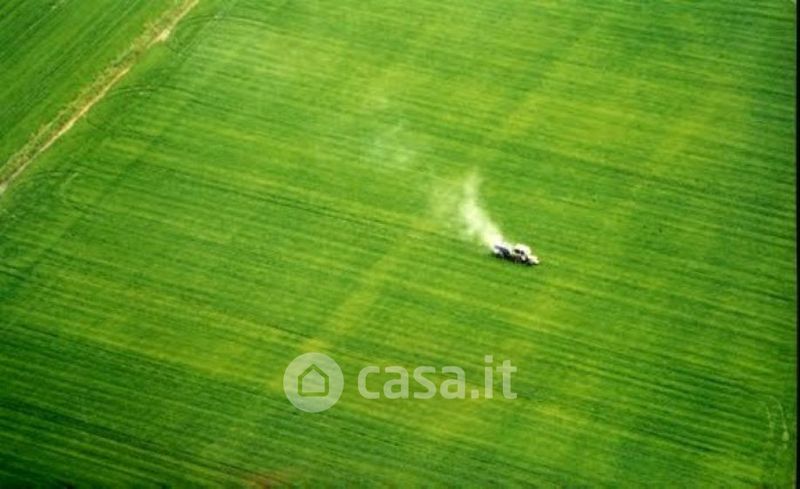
[492, 243, 540, 266]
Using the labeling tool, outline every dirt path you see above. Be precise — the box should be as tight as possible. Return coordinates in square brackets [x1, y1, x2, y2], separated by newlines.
[0, 0, 200, 196]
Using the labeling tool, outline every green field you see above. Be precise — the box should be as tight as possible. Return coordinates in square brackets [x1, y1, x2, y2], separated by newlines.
[0, 0, 796, 486]
[0, 0, 177, 169]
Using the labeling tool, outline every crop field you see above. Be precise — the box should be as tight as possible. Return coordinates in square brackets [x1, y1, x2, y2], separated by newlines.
[0, 0, 796, 486]
[0, 0, 172, 169]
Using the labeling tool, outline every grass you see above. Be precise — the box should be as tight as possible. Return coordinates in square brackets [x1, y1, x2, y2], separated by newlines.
[0, 0, 796, 486]
[0, 0, 179, 171]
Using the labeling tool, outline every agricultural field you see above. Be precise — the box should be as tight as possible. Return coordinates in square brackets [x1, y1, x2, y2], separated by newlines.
[0, 0, 175, 171]
[0, 0, 796, 486]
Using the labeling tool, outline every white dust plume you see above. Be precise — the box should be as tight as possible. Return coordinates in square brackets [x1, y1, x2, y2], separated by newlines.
[458, 172, 504, 248]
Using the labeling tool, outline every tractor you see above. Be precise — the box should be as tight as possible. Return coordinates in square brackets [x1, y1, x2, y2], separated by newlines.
[492, 242, 540, 266]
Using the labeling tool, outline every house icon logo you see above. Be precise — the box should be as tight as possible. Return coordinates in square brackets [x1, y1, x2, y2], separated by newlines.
[283, 352, 343, 412]
[298, 364, 329, 397]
